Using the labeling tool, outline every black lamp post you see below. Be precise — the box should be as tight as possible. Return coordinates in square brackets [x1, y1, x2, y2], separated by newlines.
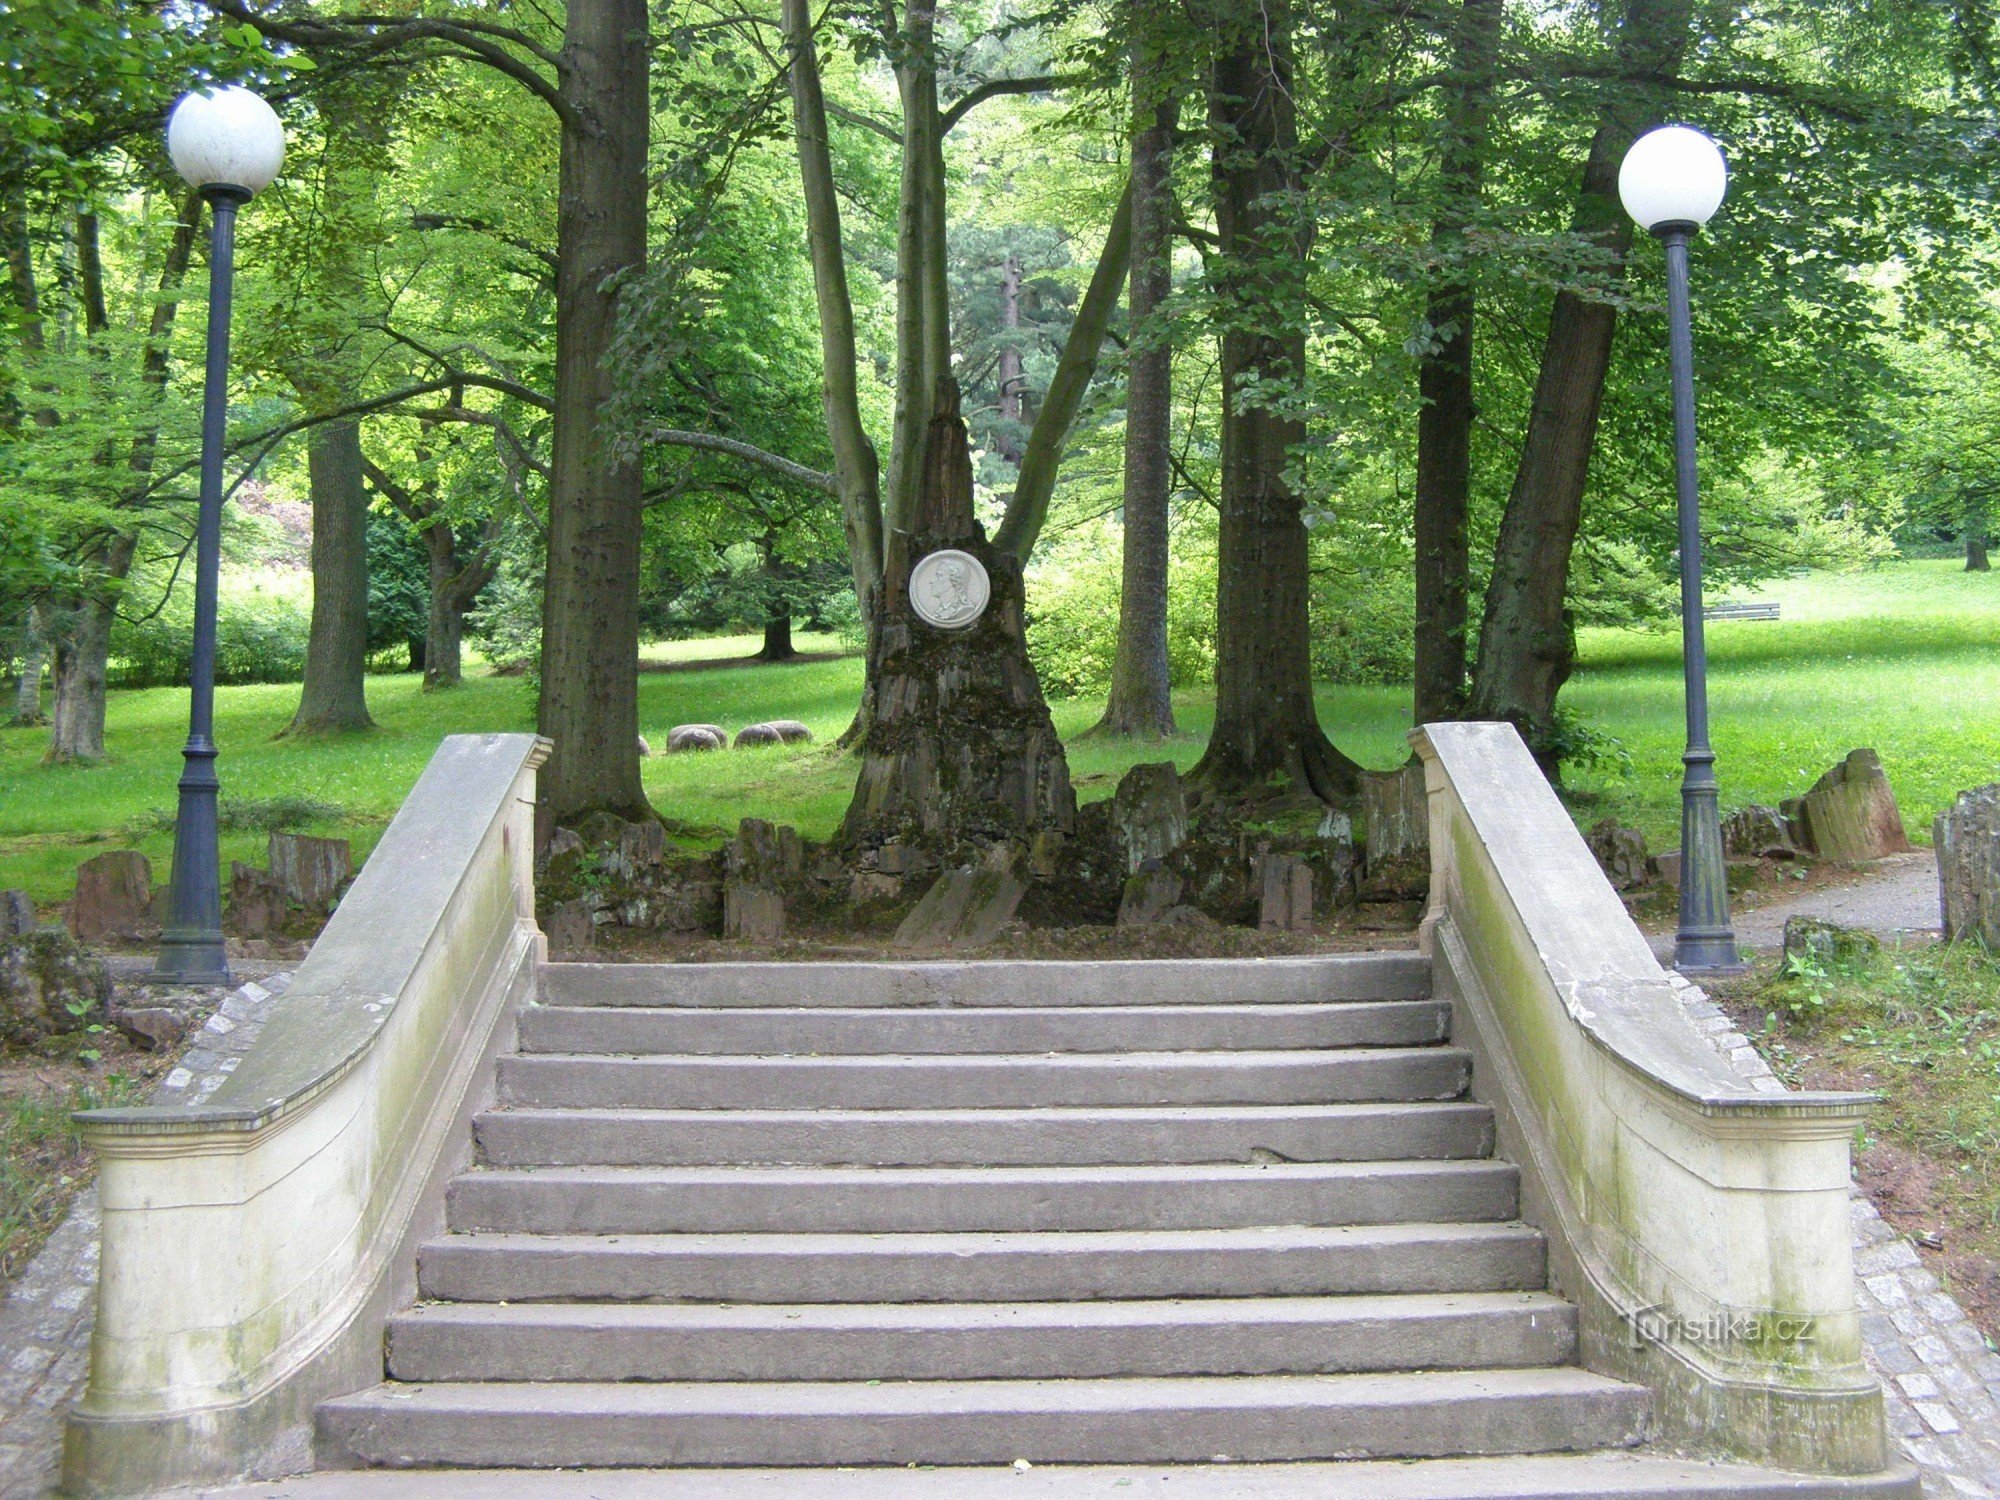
[1619, 124, 1742, 974]
[152, 87, 285, 987]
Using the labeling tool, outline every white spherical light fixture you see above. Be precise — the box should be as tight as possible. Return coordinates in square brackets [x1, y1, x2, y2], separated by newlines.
[1618, 125, 1728, 233]
[166, 87, 286, 197]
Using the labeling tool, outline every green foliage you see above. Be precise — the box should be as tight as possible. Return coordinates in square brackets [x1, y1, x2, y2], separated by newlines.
[1023, 521, 1215, 698]
[366, 511, 431, 669]
[109, 571, 311, 689]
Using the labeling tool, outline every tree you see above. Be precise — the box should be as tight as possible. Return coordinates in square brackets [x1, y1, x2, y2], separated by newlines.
[1187, 0, 1361, 807]
[779, 0, 1133, 850]
[1094, 1, 1178, 740]
[1412, 0, 1500, 726]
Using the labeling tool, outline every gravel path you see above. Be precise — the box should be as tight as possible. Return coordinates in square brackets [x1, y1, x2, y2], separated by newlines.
[1733, 851, 1943, 950]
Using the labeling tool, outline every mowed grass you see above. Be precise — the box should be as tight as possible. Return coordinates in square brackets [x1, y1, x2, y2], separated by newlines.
[1562, 559, 2000, 850]
[1, 559, 1994, 903]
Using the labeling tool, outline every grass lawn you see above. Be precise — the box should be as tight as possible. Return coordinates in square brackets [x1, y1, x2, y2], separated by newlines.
[2, 559, 1995, 904]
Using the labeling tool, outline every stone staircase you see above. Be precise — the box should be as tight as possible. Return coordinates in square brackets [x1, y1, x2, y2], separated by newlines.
[309, 954, 1905, 1495]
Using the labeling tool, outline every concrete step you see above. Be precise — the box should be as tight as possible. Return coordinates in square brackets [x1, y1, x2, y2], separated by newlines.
[540, 952, 1430, 1010]
[385, 1292, 1578, 1384]
[317, 1368, 1649, 1469]
[473, 1101, 1496, 1168]
[445, 1160, 1520, 1236]
[417, 1222, 1550, 1304]
[206, 1454, 1930, 1499]
[496, 1047, 1472, 1111]
[516, 1000, 1451, 1056]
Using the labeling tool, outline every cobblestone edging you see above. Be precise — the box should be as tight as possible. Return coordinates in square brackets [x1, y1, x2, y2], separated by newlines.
[0, 973, 291, 1500]
[1670, 972, 2000, 1499]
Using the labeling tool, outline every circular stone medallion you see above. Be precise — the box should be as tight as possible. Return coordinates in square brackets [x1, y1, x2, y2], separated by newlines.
[908, 548, 992, 630]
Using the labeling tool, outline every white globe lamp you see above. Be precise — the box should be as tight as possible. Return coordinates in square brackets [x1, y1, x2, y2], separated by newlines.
[1618, 124, 1728, 233]
[166, 86, 286, 199]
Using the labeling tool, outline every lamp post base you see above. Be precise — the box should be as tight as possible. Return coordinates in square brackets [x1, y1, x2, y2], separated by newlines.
[1674, 750, 1743, 975]
[151, 931, 234, 989]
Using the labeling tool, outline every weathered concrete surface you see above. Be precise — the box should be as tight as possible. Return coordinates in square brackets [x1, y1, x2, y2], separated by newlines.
[1783, 750, 1912, 863]
[1412, 721, 1886, 1476]
[1936, 783, 2000, 947]
[194, 1457, 1919, 1499]
[62, 735, 549, 1498]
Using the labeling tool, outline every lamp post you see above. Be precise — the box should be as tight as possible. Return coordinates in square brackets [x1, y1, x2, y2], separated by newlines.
[1618, 124, 1741, 973]
[151, 87, 285, 987]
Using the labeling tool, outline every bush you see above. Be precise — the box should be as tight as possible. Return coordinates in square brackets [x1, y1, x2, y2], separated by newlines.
[111, 572, 312, 688]
[1024, 521, 1215, 698]
[1310, 564, 1414, 685]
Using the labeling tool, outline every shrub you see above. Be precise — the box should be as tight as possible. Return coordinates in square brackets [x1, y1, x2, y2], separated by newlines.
[1024, 521, 1216, 698]
[111, 572, 311, 688]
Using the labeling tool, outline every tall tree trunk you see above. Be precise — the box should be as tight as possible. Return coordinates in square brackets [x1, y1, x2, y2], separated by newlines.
[11, 604, 47, 725]
[286, 418, 376, 733]
[1095, 18, 1179, 740]
[781, 0, 884, 612]
[1189, 0, 1360, 806]
[756, 532, 798, 662]
[1966, 493, 1991, 572]
[537, 0, 652, 826]
[45, 534, 133, 763]
[1412, 0, 1501, 726]
[1468, 0, 1691, 770]
[423, 527, 467, 689]
[995, 252, 1025, 463]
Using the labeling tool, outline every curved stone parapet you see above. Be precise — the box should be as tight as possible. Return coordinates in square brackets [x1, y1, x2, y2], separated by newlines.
[63, 733, 550, 1498]
[1410, 721, 1887, 1476]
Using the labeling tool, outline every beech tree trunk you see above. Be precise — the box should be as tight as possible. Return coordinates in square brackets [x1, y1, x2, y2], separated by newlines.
[1412, 0, 1501, 727]
[995, 252, 1025, 463]
[1189, 0, 1360, 807]
[537, 0, 653, 826]
[42, 198, 197, 761]
[45, 535, 132, 763]
[756, 532, 798, 662]
[1096, 19, 1178, 740]
[287, 417, 376, 734]
[11, 605, 46, 726]
[1966, 494, 1990, 572]
[1468, 0, 1690, 770]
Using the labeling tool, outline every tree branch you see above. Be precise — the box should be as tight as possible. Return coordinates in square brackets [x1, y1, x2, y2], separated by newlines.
[643, 426, 836, 492]
[940, 74, 1068, 133]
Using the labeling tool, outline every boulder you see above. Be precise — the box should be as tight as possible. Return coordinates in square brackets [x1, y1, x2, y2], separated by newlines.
[1937, 783, 2000, 948]
[1360, 763, 1428, 900]
[1257, 853, 1315, 933]
[1723, 804, 1798, 861]
[267, 832, 352, 911]
[67, 851, 156, 942]
[893, 865, 1026, 950]
[1116, 864, 1184, 928]
[0, 889, 35, 938]
[761, 720, 814, 745]
[1781, 749, 1911, 862]
[1783, 915, 1879, 969]
[0, 930, 113, 1048]
[637, 735, 653, 758]
[667, 725, 727, 753]
[733, 723, 785, 749]
[1586, 819, 1652, 892]
[1111, 763, 1189, 875]
[724, 819, 803, 941]
[111, 1005, 188, 1052]
[545, 899, 599, 956]
[227, 862, 289, 939]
